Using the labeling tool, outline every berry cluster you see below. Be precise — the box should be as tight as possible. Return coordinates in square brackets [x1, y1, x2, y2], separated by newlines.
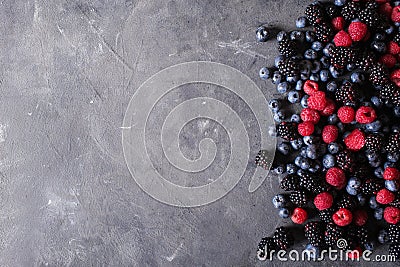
[256, 0, 400, 261]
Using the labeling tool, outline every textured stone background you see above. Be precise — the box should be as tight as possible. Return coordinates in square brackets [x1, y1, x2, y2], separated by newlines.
[1, 0, 399, 266]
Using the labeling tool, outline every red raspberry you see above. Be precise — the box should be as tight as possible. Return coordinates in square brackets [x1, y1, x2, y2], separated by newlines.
[331, 16, 345, 31]
[337, 106, 355, 123]
[383, 167, 400, 181]
[298, 121, 314, 136]
[379, 54, 397, 69]
[326, 167, 346, 188]
[355, 106, 377, 124]
[348, 21, 368, 42]
[388, 41, 400, 55]
[291, 207, 308, 224]
[333, 30, 352, 47]
[300, 108, 320, 124]
[332, 208, 353, 226]
[376, 189, 395, 205]
[322, 125, 338, 143]
[320, 98, 335, 116]
[390, 69, 400, 87]
[313, 192, 333, 211]
[379, 2, 393, 18]
[353, 209, 368, 226]
[392, 6, 400, 23]
[344, 129, 366, 151]
[347, 247, 362, 260]
[307, 91, 327, 111]
[384, 206, 400, 224]
[303, 80, 319, 96]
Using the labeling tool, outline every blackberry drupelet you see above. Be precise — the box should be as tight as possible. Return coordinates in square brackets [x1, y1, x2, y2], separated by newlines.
[365, 134, 384, 152]
[369, 63, 389, 86]
[319, 208, 334, 223]
[315, 22, 334, 43]
[330, 46, 357, 69]
[277, 122, 299, 141]
[278, 58, 299, 77]
[304, 221, 325, 247]
[361, 179, 384, 195]
[289, 190, 308, 207]
[385, 132, 400, 154]
[257, 237, 276, 260]
[335, 81, 359, 106]
[305, 3, 325, 26]
[255, 150, 270, 169]
[336, 194, 357, 210]
[393, 32, 400, 46]
[389, 244, 400, 260]
[341, 1, 361, 21]
[389, 224, 400, 244]
[356, 51, 376, 72]
[325, 223, 345, 247]
[273, 227, 294, 250]
[336, 150, 356, 173]
[280, 174, 301, 191]
[278, 38, 297, 57]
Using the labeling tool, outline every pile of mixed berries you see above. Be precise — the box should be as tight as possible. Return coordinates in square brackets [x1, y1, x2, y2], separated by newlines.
[255, 0, 400, 261]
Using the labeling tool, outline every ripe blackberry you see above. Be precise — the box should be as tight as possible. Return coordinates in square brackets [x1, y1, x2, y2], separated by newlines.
[358, 4, 387, 30]
[325, 223, 345, 247]
[390, 198, 400, 209]
[393, 32, 400, 46]
[341, 1, 361, 21]
[255, 150, 270, 169]
[315, 22, 334, 43]
[336, 194, 357, 210]
[386, 132, 400, 154]
[369, 63, 389, 86]
[379, 83, 397, 102]
[336, 150, 356, 173]
[356, 51, 376, 72]
[304, 221, 325, 247]
[319, 208, 334, 223]
[289, 190, 308, 207]
[278, 58, 299, 77]
[348, 225, 369, 247]
[305, 3, 325, 26]
[388, 224, 400, 244]
[354, 165, 370, 179]
[335, 81, 359, 106]
[389, 243, 400, 260]
[365, 134, 384, 152]
[257, 237, 276, 260]
[280, 174, 301, 191]
[273, 227, 294, 250]
[361, 179, 384, 195]
[276, 122, 299, 141]
[330, 46, 357, 69]
[326, 4, 339, 18]
[298, 171, 326, 194]
[278, 38, 297, 57]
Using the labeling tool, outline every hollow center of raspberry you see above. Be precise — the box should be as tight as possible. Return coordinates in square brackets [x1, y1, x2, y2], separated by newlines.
[363, 111, 371, 117]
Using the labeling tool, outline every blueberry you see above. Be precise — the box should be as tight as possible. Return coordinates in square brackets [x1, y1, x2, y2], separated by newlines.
[311, 41, 323, 51]
[329, 65, 342, 78]
[305, 244, 320, 260]
[287, 91, 301, 103]
[384, 161, 396, 169]
[385, 25, 394, 35]
[323, 154, 336, 169]
[365, 120, 382, 132]
[347, 63, 356, 72]
[303, 136, 319, 146]
[299, 147, 307, 158]
[296, 16, 308, 28]
[326, 81, 338, 92]
[372, 41, 387, 53]
[357, 194, 366, 206]
[273, 111, 285, 123]
[311, 61, 321, 74]
[378, 229, 389, 244]
[327, 114, 339, 124]
[286, 163, 297, 174]
[328, 142, 340, 154]
[277, 82, 289, 94]
[274, 164, 285, 175]
[278, 207, 290, 218]
[323, 43, 335, 57]
[308, 162, 321, 173]
[387, 152, 400, 162]
[295, 80, 303, 91]
[259, 67, 271, 80]
[350, 72, 365, 83]
[286, 75, 299, 83]
[276, 31, 287, 42]
[309, 73, 319, 82]
[305, 31, 315, 42]
[272, 194, 287, 208]
[319, 69, 330, 82]
[369, 196, 379, 209]
[370, 96, 382, 108]
[272, 71, 282, 84]
[256, 26, 270, 42]
[320, 56, 330, 68]
[291, 114, 301, 123]
[300, 158, 312, 170]
[305, 49, 318, 60]
[268, 99, 280, 112]
[334, 0, 346, 6]
[374, 33, 386, 41]
[374, 207, 383, 220]
[301, 95, 309, 108]
[369, 157, 382, 168]
[366, 151, 379, 162]
[291, 138, 303, 150]
[374, 167, 384, 179]
[385, 180, 399, 192]
[346, 185, 358, 196]
[290, 30, 304, 42]
[394, 107, 400, 117]
[299, 60, 312, 75]
[364, 242, 374, 252]
[295, 156, 304, 167]
[277, 142, 290, 155]
[306, 145, 318, 160]
[348, 177, 361, 190]
[336, 122, 344, 133]
[300, 73, 310, 80]
[275, 55, 286, 68]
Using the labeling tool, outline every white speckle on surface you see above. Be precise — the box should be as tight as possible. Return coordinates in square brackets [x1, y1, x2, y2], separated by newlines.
[0, 124, 8, 142]
[165, 243, 184, 262]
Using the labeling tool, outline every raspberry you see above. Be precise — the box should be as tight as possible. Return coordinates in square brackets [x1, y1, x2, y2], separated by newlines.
[376, 189, 395, 205]
[314, 192, 333, 211]
[337, 106, 355, 123]
[347, 247, 362, 260]
[379, 2, 393, 18]
[291, 207, 308, 224]
[390, 69, 400, 87]
[344, 129, 366, 151]
[384, 206, 400, 224]
[331, 16, 345, 31]
[383, 167, 400, 181]
[322, 125, 338, 143]
[326, 167, 346, 188]
[333, 30, 352, 47]
[298, 121, 314, 136]
[348, 21, 368, 42]
[300, 108, 320, 124]
[303, 80, 319, 95]
[332, 208, 353, 226]
[388, 41, 400, 55]
[355, 106, 377, 124]
[353, 209, 368, 226]
[320, 98, 336, 116]
[392, 6, 400, 23]
[307, 91, 327, 111]
[379, 54, 397, 69]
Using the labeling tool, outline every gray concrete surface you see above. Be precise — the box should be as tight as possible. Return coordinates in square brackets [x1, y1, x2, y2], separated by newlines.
[1, 0, 399, 266]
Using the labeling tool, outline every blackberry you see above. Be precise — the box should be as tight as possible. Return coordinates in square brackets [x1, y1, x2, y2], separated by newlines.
[358, 4, 387, 30]
[319, 208, 334, 223]
[379, 83, 397, 102]
[348, 225, 369, 247]
[389, 243, 400, 260]
[336, 150, 356, 173]
[257, 237, 276, 260]
[390, 198, 400, 209]
[305, 3, 325, 26]
[354, 165, 371, 179]
[369, 63, 389, 86]
[356, 51, 376, 72]
[361, 179, 384, 195]
[341, 1, 361, 21]
[330, 46, 357, 69]
[298, 171, 323, 193]
[273, 227, 294, 250]
[385, 132, 400, 154]
[389, 224, 400, 244]
[314, 22, 334, 43]
[255, 150, 270, 169]
[280, 174, 301, 191]
[278, 38, 297, 57]
[365, 134, 384, 152]
[304, 221, 325, 247]
[276, 122, 299, 141]
[393, 32, 400, 46]
[289, 190, 308, 207]
[278, 58, 299, 77]
[325, 223, 345, 247]
[326, 4, 339, 18]
[336, 194, 357, 210]
[335, 82, 359, 107]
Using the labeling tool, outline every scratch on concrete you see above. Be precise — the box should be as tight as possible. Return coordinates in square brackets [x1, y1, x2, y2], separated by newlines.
[166, 243, 184, 262]
[217, 39, 268, 60]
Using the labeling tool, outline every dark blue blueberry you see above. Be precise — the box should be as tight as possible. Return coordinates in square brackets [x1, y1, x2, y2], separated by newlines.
[370, 96, 382, 108]
[259, 67, 271, 80]
[300, 158, 311, 170]
[323, 43, 334, 57]
[300, 73, 310, 80]
[323, 154, 335, 169]
[311, 61, 321, 73]
[305, 31, 315, 42]
[374, 207, 383, 220]
[319, 69, 330, 82]
[378, 229, 389, 244]
[320, 56, 330, 68]
[369, 196, 379, 209]
[291, 138, 303, 150]
[303, 136, 319, 146]
[296, 16, 308, 28]
[277, 142, 290, 155]
[357, 194, 366, 206]
[299, 147, 308, 158]
[374, 167, 384, 179]
[334, 0, 346, 6]
[308, 162, 321, 173]
[299, 60, 312, 75]
[274, 111, 285, 123]
[374, 33, 386, 41]
[365, 120, 382, 132]
[348, 177, 361, 190]
[268, 99, 280, 112]
[311, 41, 323, 51]
[272, 71, 282, 84]
[336, 122, 344, 133]
[306, 145, 318, 160]
[387, 152, 400, 163]
[363, 242, 374, 252]
[327, 114, 339, 124]
[256, 26, 270, 42]
[326, 81, 338, 92]
[329, 65, 342, 78]
[290, 30, 304, 42]
[384, 161, 395, 169]
[394, 107, 400, 117]
[392, 125, 400, 132]
[277, 82, 289, 94]
[305, 244, 320, 260]
[385, 25, 394, 35]
[287, 90, 301, 103]
[272, 194, 287, 208]
[366, 151, 379, 162]
[295, 80, 303, 91]
[305, 49, 318, 60]
[274, 164, 285, 175]
[346, 63, 356, 72]
[295, 155, 304, 167]
[276, 31, 287, 42]
[346, 185, 357, 196]
[350, 72, 365, 83]
[286, 163, 297, 174]
[291, 114, 301, 123]
[371, 41, 387, 53]
[278, 207, 291, 218]
[309, 73, 319, 82]
[328, 142, 340, 154]
[301, 95, 309, 108]
[275, 55, 286, 68]
[369, 157, 382, 168]
[385, 180, 399, 192]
